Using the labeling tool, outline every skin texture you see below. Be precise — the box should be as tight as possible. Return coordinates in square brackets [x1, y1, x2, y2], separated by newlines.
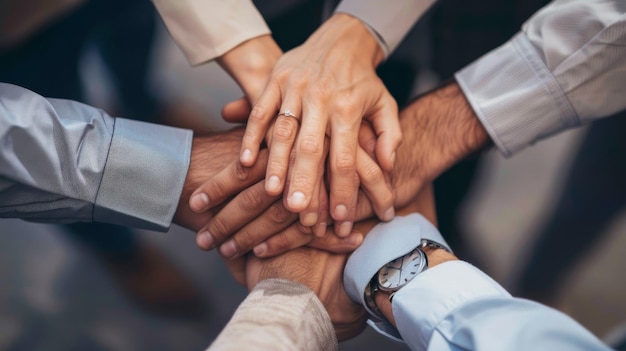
[242, 184, 438, 342]
[238, 13, 401, 237]
[188, 81, 489, 259]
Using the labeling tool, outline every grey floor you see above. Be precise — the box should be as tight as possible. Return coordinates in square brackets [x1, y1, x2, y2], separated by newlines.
[1, 26, 625, 351]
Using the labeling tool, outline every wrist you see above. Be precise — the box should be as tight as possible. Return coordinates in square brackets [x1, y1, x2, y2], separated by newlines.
[217, 35, 282, 102]
[308, 13, 384, 67]
[374, 248, 457, 326]
[393, 83, 489, 206]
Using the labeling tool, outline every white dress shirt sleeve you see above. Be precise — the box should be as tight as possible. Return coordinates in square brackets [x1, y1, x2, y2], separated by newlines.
[335, 0, 437, 57]
[455, 0, 626, 156]
[0, 83, 192, 231]
[152, 0, 271, 65]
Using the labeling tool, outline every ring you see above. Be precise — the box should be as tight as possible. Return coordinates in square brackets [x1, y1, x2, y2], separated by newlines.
[278, 109, 299, 122]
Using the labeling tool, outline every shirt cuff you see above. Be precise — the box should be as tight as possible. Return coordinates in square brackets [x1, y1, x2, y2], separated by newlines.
[94, 118, 192, 232]
[390, 261, 511, 349]
[455, 33, 580, 157]
[335, 0, 436, 57]
[153, 0, 271, 65]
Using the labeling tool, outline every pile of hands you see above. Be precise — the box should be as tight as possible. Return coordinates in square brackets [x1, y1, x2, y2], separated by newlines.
[171, 13, 484, 341]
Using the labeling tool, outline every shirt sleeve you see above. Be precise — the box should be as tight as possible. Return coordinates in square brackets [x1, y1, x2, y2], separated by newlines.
[389, 261, 611, 351]
[0, 83, 192, 231]
[207, 279, 337, 351]
[455, 0, 626, 156]
[334, 0, 437, 57]
[152, 0, 271, 65]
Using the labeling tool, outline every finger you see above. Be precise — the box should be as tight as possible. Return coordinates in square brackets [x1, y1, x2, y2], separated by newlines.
[265, 99, 302, 196]
[241, 80, 281, 166]
[285, 96, 328, 212]
[368, 90, 402, 172]
[251, 222, 315, 258]
[307, 227, 364, 254]
[356, 147, 394, 222]
[329, 115, 360, 237]
[299, 138, 329, 228]
[354, 190, 375, 222]
[219, 200, 298, 259]
[196, 180, 279, 250]
[222, 97, 251, 123]
[189, 149, 269, 213]
[358, 121, 377, 159]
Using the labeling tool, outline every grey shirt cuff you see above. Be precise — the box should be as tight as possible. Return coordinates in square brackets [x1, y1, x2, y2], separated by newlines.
[94, 118, 192, 231]
[455, 33, 580, 157]
[335, 0, 436, 57]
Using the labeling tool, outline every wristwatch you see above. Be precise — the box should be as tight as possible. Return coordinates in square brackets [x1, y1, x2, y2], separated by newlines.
[343, 214, 452, 322]
[364, 240, 449, 319]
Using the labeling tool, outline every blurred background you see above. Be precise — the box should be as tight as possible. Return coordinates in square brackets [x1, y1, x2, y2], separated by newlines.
[0, 0, 625, 350]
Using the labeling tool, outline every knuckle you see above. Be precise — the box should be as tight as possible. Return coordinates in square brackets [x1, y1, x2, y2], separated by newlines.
[298, 136, 323, 156]
[334, 96, 359, 116]
[360, 162, 384, 184]
[268, 158, 288, 174]
[334, 154, 356, 174]
[267, 204, 293, 225]
[240, 188, 267, 210]
[249, 105, 269, 124]
[208, 217, 229, 241]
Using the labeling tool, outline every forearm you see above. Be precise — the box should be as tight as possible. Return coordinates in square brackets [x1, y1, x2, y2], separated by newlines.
[393, 82, 489, 206]
[207, 279, 337, 351]
[0, 83, 192, 231]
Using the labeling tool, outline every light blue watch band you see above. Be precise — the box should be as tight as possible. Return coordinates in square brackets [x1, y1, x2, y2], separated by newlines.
[343, 214, 451, 322]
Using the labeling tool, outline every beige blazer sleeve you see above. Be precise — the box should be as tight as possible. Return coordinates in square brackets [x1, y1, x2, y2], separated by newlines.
[152, 0, 271, 65]
[335, 0, 437, 57]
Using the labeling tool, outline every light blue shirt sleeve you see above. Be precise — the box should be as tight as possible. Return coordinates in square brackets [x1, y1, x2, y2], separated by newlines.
[455, 0, 626, 157]
[0, 83, 193, 231]
[390, 261, 611, 351]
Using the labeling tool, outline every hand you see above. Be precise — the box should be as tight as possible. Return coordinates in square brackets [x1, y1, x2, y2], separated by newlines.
[356, 82, 490, 217]
[191, 113, 394, 257]
[245, 246, 367, 341]
[216, 34, 282, 104]
[239, 13, 401, 237]
[173, 128, 251, 232]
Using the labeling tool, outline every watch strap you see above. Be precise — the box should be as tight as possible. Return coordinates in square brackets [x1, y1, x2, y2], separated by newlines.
[343, 214, 451, 322]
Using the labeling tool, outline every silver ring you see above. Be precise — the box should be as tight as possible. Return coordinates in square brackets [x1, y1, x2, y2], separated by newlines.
[278, 109, 299, 122]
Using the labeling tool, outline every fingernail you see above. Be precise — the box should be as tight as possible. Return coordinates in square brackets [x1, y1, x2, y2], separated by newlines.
[266, 175, 280, 193]
[334, 204, 348, 220]
[198, 230, 214, 249]
[241, 149, 252, 164]
[253, 243, 268, 257]
[288, 191, 306, 209]
[347, 233, 363, 246]
[314, 222, 327, 237]
[302, 213, 318, 226]
[220, 241, 237, 258]
[339, 221, 353, 237]
[384, 207, 395, 221]
[190, 193, 209, 212]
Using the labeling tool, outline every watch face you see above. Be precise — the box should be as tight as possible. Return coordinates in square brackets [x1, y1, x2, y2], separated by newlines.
[377, 248, 427, 291]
